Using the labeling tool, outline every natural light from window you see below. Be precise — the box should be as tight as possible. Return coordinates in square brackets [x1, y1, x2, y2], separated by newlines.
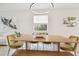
[34, 15, 48, 23]
[33, 15, 48, 32]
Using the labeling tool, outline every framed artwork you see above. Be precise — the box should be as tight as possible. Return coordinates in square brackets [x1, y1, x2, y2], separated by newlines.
[1, 17, 17, 29]
[63, 16, 77, 27]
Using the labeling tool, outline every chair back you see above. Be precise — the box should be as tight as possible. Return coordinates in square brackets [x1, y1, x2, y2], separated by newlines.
[69, 35, 79, 50]
[7, 34, 23, 48]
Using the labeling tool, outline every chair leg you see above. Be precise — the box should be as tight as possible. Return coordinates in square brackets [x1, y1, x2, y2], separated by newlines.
[74, 51, 76, 56]
[37, 43, 38, 50]
[26, 42, 27, 50]
[43, 44, 48, 50]
[7, 48, 10, 56]
[43, 44, 44, 50]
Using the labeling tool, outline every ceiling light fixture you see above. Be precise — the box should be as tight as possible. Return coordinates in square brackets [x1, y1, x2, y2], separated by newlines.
[30, 3, 54, 9]
[29, 3, 54, 14]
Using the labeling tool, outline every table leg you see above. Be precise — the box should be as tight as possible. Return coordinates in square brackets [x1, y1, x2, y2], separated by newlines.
[26, 42, 27, 50]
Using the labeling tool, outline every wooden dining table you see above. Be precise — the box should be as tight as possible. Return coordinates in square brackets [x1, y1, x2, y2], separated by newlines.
[14, 34, 79, 51]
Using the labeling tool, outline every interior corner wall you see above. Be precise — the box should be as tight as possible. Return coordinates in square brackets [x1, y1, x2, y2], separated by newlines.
[48, 9, 79, 37]
[0, 10, 33, 35]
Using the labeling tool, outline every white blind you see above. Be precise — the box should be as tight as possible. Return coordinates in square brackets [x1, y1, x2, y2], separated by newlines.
[34, 15, 48, 23]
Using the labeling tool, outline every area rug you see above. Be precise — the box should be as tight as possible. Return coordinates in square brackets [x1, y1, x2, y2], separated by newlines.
[12, 49, 73, 56]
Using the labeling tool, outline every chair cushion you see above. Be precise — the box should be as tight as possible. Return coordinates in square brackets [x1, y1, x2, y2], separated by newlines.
[60, 35, 78, 51]
[9, 41, 23, 48]
[30, 42, 38, 43]
[67, 36, 78, 47]
[7, 34, 23, 48]
[43, 42, 51, 44]
[10, 44, 23, 48]
[60, 43, 74, 51]
[10, 41, 23, 48]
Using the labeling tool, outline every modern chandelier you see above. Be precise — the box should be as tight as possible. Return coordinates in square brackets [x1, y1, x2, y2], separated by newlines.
[30, 3, 54, 8]
[29, 3, 54, 14]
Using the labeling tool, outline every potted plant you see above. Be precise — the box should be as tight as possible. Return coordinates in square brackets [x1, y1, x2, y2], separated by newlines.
[15, 31, 21, 37]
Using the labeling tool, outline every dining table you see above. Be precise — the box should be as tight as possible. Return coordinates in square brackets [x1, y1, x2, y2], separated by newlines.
[13, 34, 79, 51]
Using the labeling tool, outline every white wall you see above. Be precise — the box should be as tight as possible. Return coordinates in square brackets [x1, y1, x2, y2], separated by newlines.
[15, 10, 33, 34]
[1, 8, 79, 37]
[0, 10, 33, 36]
[48, 8, 79, 37]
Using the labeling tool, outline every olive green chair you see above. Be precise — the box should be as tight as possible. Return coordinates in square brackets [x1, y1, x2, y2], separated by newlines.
[60, 35, 79, 56]
[7, 34, 23, 56]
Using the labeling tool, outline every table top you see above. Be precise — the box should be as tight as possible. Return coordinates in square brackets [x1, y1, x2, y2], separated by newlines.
[14, 35, 79, 43]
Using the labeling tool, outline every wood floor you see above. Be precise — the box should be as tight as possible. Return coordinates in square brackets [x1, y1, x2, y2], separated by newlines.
[12, 50, 73, 56]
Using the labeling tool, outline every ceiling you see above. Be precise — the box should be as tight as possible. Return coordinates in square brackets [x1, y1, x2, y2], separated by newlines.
[0, 3, 79, 11]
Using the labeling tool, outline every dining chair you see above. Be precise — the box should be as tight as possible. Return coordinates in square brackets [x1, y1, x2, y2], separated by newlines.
[41, 32, 51, 50]
[29, 42, 38, 50]
[7, 34, 23, 56]
[30, 32, 44, 50]
[43, 42, 51, 50]
[60, 35, 79, 56]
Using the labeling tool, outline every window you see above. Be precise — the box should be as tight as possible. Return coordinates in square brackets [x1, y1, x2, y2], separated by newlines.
[34, 23, 47, 31]
[33, 14, 48, 33]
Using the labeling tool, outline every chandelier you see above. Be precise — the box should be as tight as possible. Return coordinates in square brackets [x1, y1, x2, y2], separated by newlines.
[29, 3, 54, 14]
